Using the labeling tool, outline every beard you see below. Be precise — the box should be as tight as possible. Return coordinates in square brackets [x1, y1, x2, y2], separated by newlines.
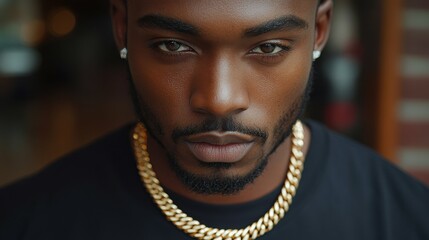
[127, 67, 313, 195]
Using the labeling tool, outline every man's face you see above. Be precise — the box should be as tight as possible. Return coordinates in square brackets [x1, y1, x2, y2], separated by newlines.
[113, 0, 330, 194]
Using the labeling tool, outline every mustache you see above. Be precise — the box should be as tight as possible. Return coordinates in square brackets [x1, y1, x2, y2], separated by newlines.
[172, 117, 268, 143]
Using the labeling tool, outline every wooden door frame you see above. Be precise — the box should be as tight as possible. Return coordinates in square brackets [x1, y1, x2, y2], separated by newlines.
[375, 0, 402, 162]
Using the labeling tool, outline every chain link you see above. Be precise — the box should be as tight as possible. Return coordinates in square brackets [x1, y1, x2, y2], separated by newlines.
[132, 120, 305, 240]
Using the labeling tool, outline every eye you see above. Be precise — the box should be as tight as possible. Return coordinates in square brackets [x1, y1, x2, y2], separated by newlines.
[250, 43, 288, 54]
[157, 40, 192, 52]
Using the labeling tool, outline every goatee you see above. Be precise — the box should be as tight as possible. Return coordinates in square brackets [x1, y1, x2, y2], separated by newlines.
[126, 66, 313, 194]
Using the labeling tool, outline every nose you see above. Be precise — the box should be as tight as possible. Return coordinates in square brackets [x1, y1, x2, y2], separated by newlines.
[190, 56, 249, 117]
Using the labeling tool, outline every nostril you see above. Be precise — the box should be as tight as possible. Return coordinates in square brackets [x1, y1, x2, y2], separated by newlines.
[189, 91, 249, 117]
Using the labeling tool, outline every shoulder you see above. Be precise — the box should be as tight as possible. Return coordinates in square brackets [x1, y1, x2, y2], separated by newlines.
[0, 123, 136, 237]
[304, 120, 429, 239]
[1, 122, 135, 191]
[305, 119, 428, 192]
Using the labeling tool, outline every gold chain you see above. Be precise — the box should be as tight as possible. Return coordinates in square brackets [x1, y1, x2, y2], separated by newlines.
[132, 120, 305, 240]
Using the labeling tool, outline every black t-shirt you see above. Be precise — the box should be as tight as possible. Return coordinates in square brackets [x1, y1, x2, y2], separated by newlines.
[1, 120, 428, 239]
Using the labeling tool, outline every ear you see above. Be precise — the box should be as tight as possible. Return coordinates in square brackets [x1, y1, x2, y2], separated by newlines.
[314, 0, 333, 51]
[110, 0, 127, 50]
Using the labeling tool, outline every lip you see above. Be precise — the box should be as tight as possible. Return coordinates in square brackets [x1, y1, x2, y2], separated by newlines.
[185, 132, 255, 163]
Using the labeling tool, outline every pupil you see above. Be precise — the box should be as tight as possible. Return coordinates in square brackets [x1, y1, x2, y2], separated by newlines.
[166, 41, 181, 51]
[260, 43, 275, 53]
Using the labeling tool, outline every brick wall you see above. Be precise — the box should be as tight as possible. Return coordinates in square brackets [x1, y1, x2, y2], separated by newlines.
[398, 0, 429, 185]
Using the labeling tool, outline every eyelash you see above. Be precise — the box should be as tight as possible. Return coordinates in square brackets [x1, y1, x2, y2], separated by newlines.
[149, 40, 195, 56]
[249, 43, 291, 62]
[250, 44, 290, 54]
[150, 40, 291, 59]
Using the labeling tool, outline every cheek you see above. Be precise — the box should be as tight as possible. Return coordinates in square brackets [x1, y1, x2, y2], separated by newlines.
[244, 53, 311, 126]
[128, 56, 196, 130]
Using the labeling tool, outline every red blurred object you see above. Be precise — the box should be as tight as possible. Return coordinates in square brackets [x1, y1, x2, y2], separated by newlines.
[324, 102, 357, 131]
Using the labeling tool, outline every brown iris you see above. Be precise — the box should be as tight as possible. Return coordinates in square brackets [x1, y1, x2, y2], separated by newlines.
[165, 41, 181, 51]
[259, 43, 276, 53]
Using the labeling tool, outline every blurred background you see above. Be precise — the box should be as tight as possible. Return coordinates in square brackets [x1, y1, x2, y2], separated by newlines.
[0, 0, 428, 187]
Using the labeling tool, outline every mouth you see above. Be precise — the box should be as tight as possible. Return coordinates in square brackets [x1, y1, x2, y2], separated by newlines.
[184, 132, 255, 163]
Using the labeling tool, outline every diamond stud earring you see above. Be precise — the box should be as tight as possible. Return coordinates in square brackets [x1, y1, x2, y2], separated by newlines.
[313, 50, 321, 61]
[120, 48, 128, 59]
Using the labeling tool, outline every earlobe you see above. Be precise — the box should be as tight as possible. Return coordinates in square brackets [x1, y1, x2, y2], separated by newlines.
[314, 0, 333, 52]
[110, 0, 128, 51]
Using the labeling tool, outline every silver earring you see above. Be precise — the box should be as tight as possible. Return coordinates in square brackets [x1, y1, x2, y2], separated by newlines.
[120, 48, 128, 59]
[313, 50, 321, 61]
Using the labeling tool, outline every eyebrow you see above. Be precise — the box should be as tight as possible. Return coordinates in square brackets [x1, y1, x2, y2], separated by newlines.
[137, 14, 200, 36]
[244, 15, 309, 37]
[137, 14, 308, 38]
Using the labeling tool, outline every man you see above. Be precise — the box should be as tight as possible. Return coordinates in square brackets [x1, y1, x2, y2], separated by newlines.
[1, 0, 428, 239]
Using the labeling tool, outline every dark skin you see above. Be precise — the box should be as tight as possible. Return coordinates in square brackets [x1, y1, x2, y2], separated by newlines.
[111, 0, 332, 204]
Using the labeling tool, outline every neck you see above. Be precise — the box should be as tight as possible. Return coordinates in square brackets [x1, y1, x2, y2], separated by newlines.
[146, 124, 311, 205]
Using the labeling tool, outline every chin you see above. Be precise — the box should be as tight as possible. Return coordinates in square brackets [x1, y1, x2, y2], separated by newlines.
[167, 151, 269, 195]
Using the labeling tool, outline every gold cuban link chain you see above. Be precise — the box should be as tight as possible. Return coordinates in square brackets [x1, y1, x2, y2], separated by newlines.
[132, 120, 305, 240]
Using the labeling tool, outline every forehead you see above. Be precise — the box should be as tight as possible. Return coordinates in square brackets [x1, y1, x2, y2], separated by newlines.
[127, 0, 319, 32]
